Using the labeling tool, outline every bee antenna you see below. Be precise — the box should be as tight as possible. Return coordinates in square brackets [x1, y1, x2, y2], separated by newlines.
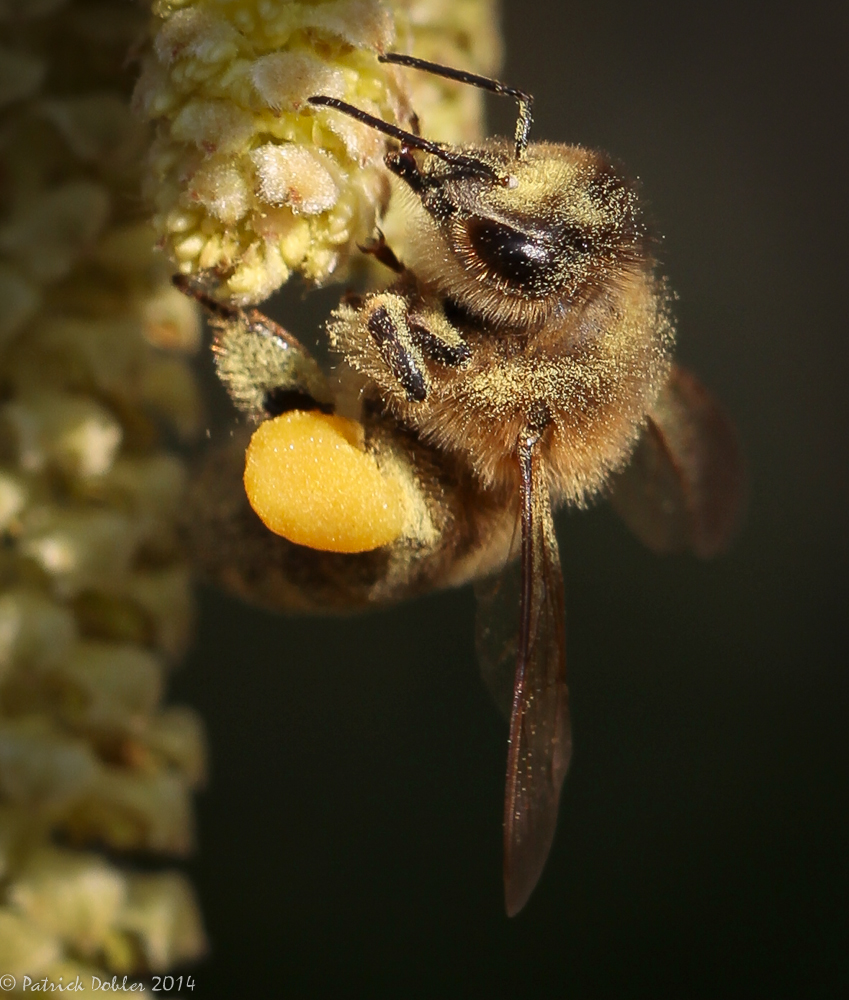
[307, 95, 501, 182]
[379, 52, 533, 159]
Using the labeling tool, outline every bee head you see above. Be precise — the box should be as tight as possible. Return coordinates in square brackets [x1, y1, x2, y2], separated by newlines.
[389, 140, 649, 331]
[309, 56, 649, 331]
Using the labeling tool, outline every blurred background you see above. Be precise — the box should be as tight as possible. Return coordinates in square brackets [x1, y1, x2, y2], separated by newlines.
[171, 1, 847, 995]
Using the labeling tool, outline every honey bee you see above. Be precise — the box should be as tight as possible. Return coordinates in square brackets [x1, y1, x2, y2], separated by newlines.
[182, 53, 744, 915]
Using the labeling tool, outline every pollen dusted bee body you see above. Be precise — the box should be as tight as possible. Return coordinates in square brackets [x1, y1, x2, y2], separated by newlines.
[185, 54, 743, 917]
[331, 139, 675, 504]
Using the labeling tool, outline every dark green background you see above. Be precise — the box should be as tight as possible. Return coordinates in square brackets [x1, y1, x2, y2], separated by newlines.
[171, 1, 847, 995]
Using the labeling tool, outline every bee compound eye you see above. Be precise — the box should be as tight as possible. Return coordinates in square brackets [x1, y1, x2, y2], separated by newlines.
[464, 217, 560, 294]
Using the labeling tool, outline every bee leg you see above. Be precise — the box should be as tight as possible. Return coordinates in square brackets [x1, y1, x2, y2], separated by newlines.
[173, 275, 335, 422]
[186, 417, 516, 614]
[172, 273, 244, 325]
[331, 290, 471, 400]
[365, 302, 428, 402]
[359, 229, 406, 274]
[409, 318, 471, 367]
[222, 308, 336, 421]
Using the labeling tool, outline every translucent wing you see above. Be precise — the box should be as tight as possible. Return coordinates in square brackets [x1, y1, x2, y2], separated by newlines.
[474, 532, 521, 723]
[609, 365, 746, 558]
[477, 434, 572, 917]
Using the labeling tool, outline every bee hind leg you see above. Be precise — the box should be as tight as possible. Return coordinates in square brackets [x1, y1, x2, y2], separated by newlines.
[185, 417, 512, 614]
[173, 274, 335, 422]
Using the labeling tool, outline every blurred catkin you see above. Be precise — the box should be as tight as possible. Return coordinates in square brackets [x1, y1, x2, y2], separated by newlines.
[0, 0, 206, 981]
[134, 0, 502, 303]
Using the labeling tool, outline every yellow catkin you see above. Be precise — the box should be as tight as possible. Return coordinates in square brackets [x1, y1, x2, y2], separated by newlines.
[134, 0, 501, 303]
[244, 411, 405, 552]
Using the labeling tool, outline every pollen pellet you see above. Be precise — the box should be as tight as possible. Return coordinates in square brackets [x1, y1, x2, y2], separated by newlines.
[243, 411, 405, 553]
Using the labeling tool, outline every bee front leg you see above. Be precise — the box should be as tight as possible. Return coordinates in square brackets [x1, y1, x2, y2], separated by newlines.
[363, 296, 429, 402]
[359, 229, 406, 275]
[331, 289, 471, 405]
[408, 313, 471, 368]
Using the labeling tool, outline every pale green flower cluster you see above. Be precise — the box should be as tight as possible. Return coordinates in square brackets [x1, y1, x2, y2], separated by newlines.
[135, 0, 502, 303]
[0, 0, 206, 981]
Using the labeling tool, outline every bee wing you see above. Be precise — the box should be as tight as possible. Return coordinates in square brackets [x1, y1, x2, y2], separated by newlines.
[474, 537, 521, 723]
[609, 365, 746, 558]
[501, 434, 572, 916]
